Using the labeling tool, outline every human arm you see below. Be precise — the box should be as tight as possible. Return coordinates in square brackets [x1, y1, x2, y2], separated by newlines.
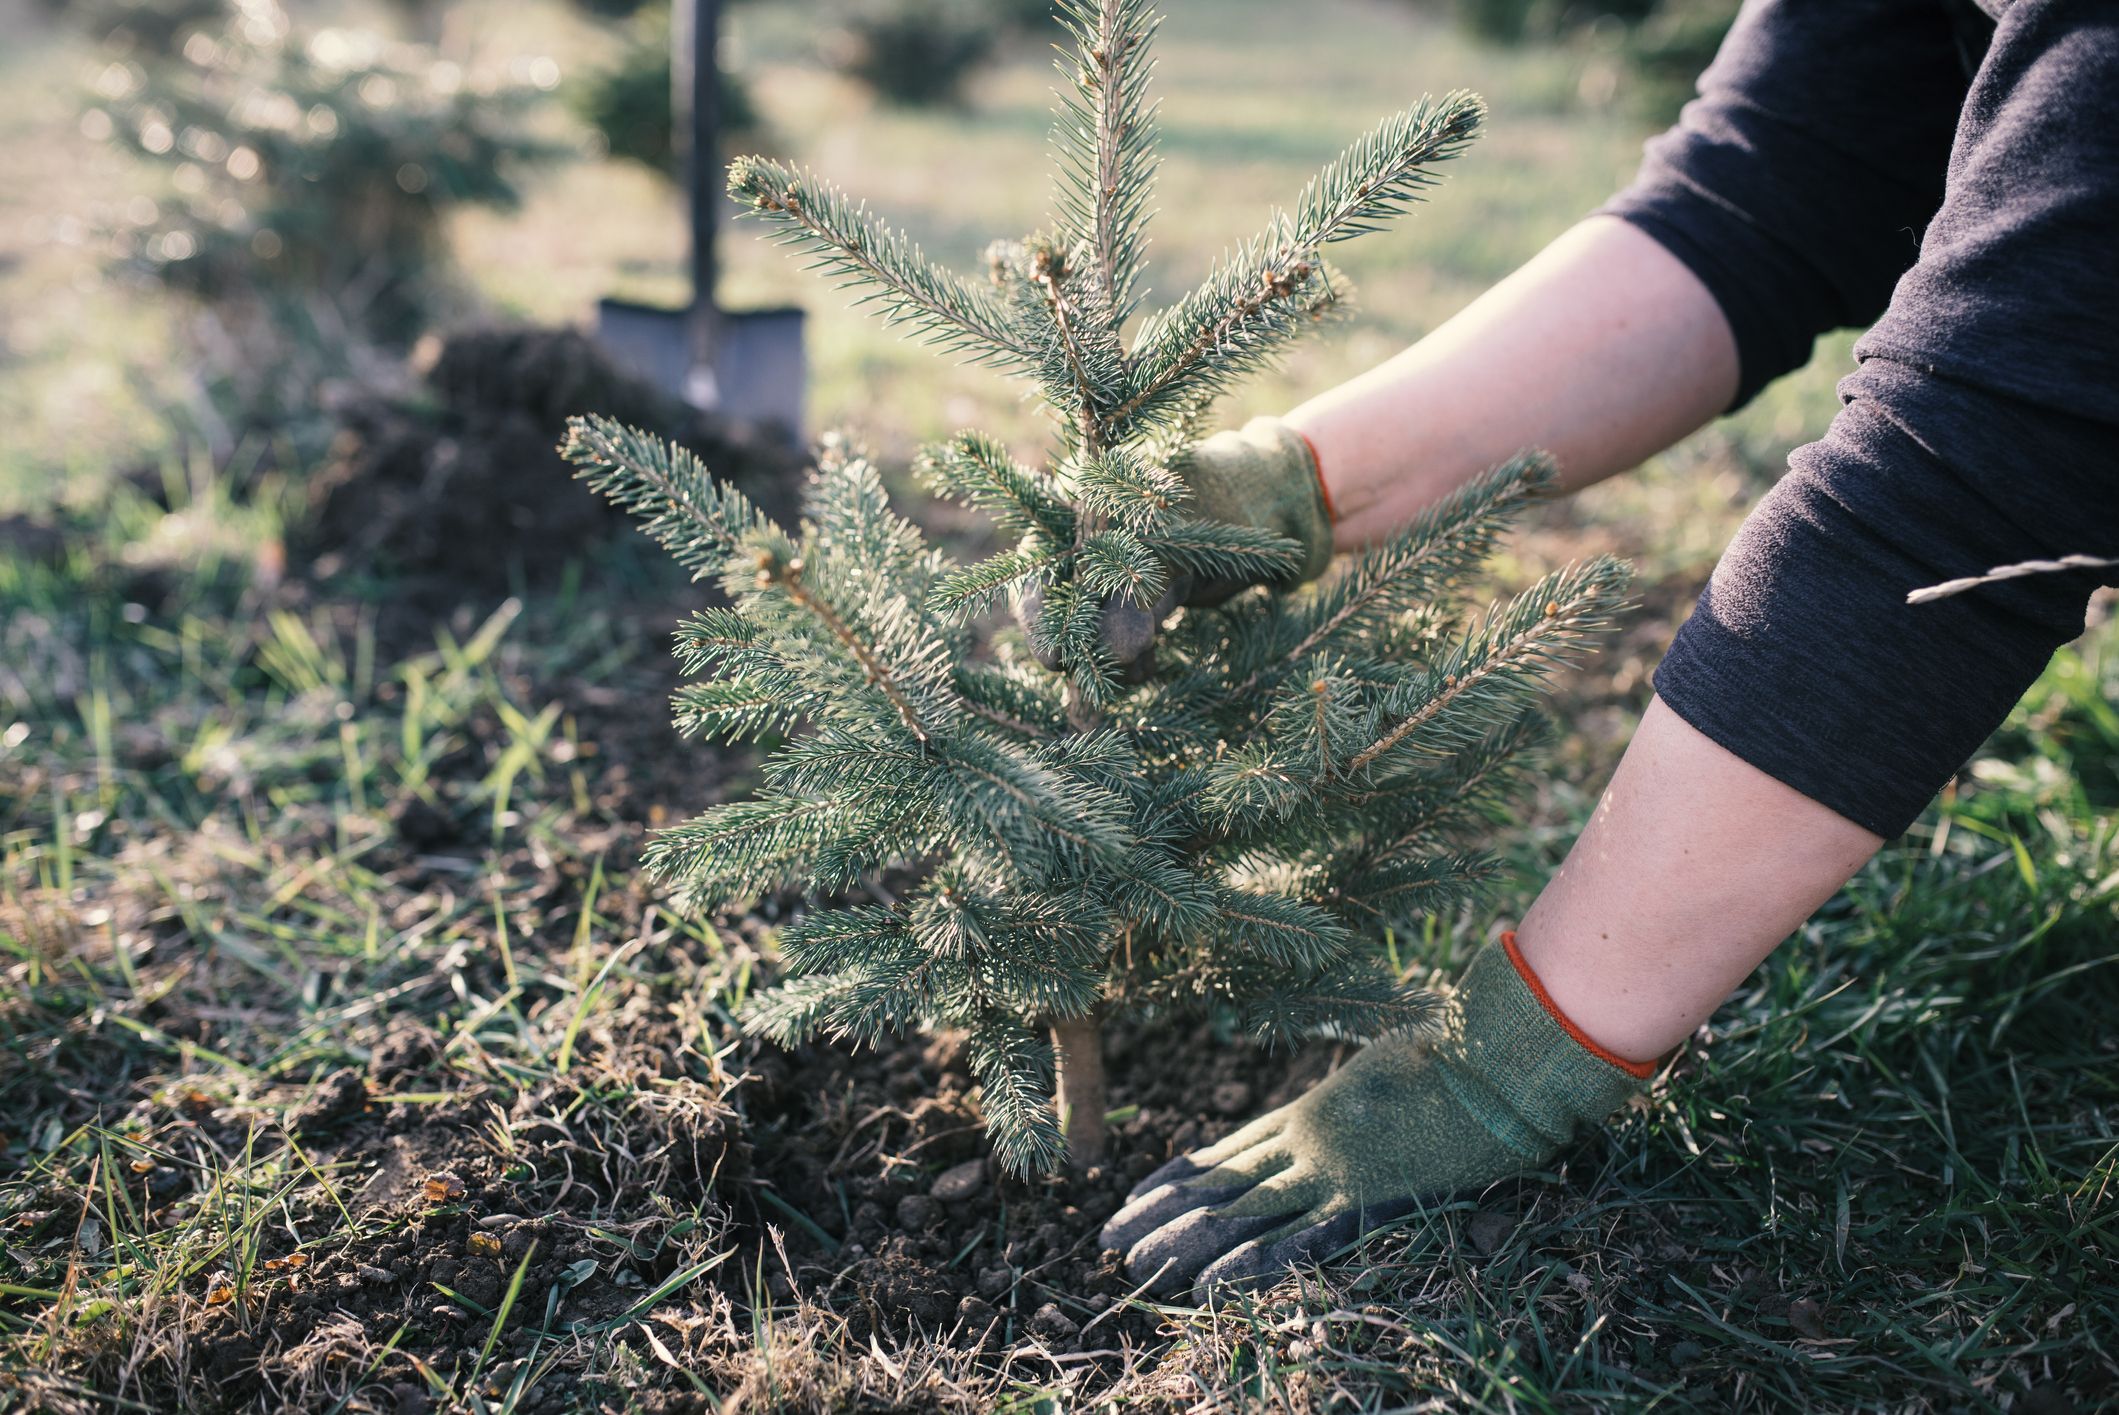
[1176, 0, 1969, 591]
[1052, 219, 1737, 656]
[1513, 696, 1882, 1062]
[1291, 215, 1738, 548]
[1650, 2, 2119, 840]
[1203, 0, 2119, 843]
[1100, 696, 1882, 1300]
[1312, 0, 2119, 844]
[1100, 2, 2119, 1299]
[1485, 0, 2119, 1159]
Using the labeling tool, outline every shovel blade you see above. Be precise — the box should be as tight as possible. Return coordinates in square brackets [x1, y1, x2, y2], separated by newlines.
[594, 299, 806, 440]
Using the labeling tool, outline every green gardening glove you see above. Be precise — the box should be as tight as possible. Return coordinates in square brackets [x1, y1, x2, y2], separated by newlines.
[1098, 936, 1650, 1302]
[1018, 414, 1336, 677]
[1174, 414, 1336, 606]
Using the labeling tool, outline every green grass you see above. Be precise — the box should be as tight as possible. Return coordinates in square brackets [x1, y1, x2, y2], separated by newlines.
[0, 518, 759, 1410]
[3, 434, 2114, 1412]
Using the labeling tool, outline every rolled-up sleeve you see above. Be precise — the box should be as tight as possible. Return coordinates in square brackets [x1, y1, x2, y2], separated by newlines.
[1654, 2, 2119, 838]
[1600, 0, 1967, 408]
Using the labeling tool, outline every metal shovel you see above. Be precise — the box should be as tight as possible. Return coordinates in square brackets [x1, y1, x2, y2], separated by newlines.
[595, 0, 806, 438]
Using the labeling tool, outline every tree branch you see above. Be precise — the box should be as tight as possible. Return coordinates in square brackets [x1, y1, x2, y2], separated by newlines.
[768, 553, 932, 743]
[730, 157, 1039, 367]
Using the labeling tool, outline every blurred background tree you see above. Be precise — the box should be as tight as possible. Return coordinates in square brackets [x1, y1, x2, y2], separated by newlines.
[570, 0, 762, 175]
[820, 0, 1069, 108]
[82, 0, 562, 347]
[571, 0, 1058, 174]
[51, 0, 228, 54]
[1446, 0, 1738, 120]
[821, 0, 999, 108]
[1616, 0, 1742, 120]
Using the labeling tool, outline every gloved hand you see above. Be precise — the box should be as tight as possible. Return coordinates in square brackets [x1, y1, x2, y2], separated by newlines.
[1174, 414, 1335, 605]
[1015, 578, 1188, 683]
[1017, 415, 1335, 676]
[1098, 935, 1651, 1302]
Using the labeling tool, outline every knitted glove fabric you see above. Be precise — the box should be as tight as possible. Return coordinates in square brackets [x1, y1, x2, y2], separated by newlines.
[1098, 937, 1649, 1302]
[1175, 414, 1335, 605]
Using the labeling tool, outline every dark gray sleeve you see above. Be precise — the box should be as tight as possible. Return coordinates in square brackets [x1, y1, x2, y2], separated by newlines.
[1600, 0, 1967, 408]
[1654, 3, 2119, 838]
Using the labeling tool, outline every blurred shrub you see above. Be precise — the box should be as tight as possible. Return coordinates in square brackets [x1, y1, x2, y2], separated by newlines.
[1450, 0, 1655, 42]
[1444, 0, 1736, 123]
[569, 1, 759, 175]
[85, 0, 563, 345]
[579, 0, 1045, 170]
[1451, 0, 1543, 43]
[56, 0, 228, 54]
[564, 0, 773, 19]
[570, 0, 658, 18]
[825, 0, 999, 107]
[989, 0, 1060, 35]
[1621, 0, 1740, 121]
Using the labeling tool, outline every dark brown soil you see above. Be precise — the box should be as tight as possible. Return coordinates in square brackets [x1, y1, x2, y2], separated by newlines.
[300, 324, 806, 602]
[21, 567, 1324, 1412]
[739, 1012, 1340, 1352]
[124, 1020, 748, 1415]
[137, 967, 1330, 1412]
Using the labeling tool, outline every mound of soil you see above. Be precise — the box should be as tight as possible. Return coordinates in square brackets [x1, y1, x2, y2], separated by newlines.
[302, 325, 806, 596]
[156, 1019, 1335, 1414]
[110, 963, 1333, 1413]
[739, 1013, 1342, 1353]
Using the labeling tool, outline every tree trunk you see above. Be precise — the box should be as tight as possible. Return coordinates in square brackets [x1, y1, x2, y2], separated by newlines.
[1050, 1013, 1107, 1169]
[1054, 565, 1109, 1169]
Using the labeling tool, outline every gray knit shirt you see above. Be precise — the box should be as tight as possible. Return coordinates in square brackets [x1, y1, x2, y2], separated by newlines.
[1601, 0, 2119, 836]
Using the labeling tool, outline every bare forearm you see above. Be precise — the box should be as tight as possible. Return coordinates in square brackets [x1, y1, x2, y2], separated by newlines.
[1276, 218, 1860, 1058]
[1286, 216, 1740, 549]
[1514, 697, 1884, 1063]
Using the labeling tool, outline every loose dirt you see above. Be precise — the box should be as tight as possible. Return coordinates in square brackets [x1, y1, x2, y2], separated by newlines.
[301, 324, 805, 605]
[149, 963, 1336, 1412]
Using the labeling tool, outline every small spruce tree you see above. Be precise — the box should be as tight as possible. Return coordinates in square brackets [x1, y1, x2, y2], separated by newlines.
[563, 0, 1629, 1176]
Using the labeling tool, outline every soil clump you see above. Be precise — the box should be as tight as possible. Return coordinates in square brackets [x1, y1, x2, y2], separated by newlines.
[301, 325, 806, 603]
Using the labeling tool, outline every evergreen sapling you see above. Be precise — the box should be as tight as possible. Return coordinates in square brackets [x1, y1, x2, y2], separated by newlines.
[563, 0, 1631, 1176]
